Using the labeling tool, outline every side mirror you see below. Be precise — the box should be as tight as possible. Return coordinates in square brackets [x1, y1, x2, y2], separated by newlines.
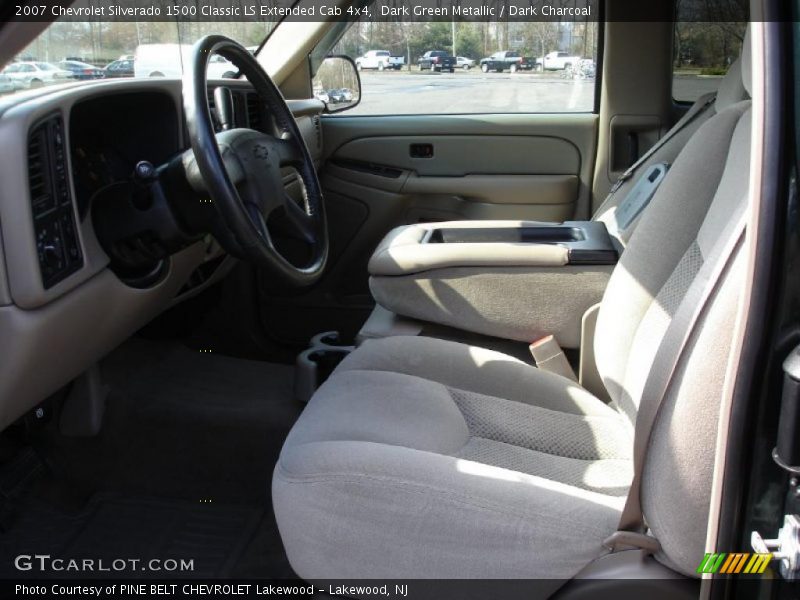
[312, 55, 361, 114]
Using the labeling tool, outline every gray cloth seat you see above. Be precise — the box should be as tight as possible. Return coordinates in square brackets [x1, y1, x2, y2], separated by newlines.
[275, 336, 631, 584]
[593, 52, 749, 242]
[273, 29, 753, 584]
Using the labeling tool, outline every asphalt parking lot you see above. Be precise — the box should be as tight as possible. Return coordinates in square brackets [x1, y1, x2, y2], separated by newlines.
[346, 70, 722, 115]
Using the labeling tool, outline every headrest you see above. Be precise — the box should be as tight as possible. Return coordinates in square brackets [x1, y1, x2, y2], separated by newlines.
[741, 24, 752, 97]
[715, 58, 747, 111]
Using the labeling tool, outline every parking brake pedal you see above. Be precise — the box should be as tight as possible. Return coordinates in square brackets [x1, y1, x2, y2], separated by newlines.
[59, 364, 108, 436]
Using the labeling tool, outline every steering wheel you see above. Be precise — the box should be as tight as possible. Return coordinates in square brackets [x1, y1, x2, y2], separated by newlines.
[182, 35, 328, 286]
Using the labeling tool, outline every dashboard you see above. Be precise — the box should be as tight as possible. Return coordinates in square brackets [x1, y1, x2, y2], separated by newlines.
[0, 77, 325, 431]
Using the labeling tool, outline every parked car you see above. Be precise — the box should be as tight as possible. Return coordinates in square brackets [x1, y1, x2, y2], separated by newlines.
[314, 89, 330, 103]
[480, 51, 534, 73]
[418, 50, 456, 72]
[580, 59, 597, 77]
[58, 60, 104, 80]
[456, 56, 475, 70]
[1, 61, 73, 88]
[328, 88, 354, 103]
[538, 51, 583, 71]
[516, 56, 535, 71]
[355, 50, 404, 71]
[103, 59, 134, 79]
[0, 73, 18, 94]
[134, 44, 238, 79]
[559, 58, 597, 80]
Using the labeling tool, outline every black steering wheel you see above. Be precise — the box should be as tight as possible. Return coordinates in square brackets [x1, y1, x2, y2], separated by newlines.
[182, 35, 328, 286]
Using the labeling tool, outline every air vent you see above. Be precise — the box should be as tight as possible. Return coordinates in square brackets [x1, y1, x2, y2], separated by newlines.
[27, 125, 52, 216]
[206, 90, 221, 132]
[27, 114, 83, 288]
[233, 92, 245, 127]
[246, 92, 263, 131]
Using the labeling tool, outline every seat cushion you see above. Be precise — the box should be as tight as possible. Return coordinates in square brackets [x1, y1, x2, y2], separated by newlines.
[337, 335, 617, 417]
[273, 336, 632, 580]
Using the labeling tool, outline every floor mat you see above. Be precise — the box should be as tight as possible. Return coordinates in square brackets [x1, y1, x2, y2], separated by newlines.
[0, 494, 262, 578]
[0, 339, 301, 579]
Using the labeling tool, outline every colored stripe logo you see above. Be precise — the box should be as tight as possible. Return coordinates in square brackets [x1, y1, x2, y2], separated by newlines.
[696, 552, 772, 574]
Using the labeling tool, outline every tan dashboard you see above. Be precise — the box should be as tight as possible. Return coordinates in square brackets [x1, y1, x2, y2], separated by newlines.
[0, 77, 325, 431]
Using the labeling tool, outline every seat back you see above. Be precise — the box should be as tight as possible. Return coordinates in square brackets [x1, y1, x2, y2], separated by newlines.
[593, 54, 749, 244]
[593, 27, 752, 575]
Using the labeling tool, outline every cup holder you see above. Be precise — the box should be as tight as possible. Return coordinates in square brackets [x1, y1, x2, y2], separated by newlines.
[294, 331, 354, 403]
[310, 331, 355, 349]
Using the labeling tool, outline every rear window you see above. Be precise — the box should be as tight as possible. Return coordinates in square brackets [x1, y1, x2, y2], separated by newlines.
[672, 1, 748, 103]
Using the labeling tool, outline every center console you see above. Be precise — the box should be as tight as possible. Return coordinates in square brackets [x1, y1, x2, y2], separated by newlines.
[423, 221, 618, 265]
[367, 220, 618, 349]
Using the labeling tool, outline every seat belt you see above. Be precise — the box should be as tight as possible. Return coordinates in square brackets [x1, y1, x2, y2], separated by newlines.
[604, 209, 747, 554]
[595, 92, 717, 218]
[529, 335, 577, 381]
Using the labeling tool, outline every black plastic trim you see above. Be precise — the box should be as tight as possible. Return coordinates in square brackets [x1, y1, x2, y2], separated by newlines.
[426, 221, 618, 265]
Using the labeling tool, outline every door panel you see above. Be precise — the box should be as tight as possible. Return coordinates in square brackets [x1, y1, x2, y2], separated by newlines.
[324, 162, 577, 218]
[321, 114, 597, 284]
[322, 113, 596, 217]
[333, 135, 580, 176]
[257, 113, 597, 346]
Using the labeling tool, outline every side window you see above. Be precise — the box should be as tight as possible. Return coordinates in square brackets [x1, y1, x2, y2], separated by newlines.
[316, 20, 599, 116]
[672, 4, 748, 103]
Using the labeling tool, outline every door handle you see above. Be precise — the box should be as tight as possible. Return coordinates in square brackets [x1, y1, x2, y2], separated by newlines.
[410, 143, 434, 158]
[627, 131, 640, 167]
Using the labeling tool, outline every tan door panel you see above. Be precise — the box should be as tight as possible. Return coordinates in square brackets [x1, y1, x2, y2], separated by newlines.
[322, 113, 597, 220]
[402, 174, 578, 208]
[333, 135, 580, 177]
[322, 163, 577, 216]
[259, 112, 599, 344]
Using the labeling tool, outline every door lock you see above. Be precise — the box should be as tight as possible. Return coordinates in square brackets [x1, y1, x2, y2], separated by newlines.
[751, 515, 800, 580]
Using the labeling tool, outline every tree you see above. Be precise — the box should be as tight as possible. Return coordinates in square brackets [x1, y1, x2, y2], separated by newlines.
[516, 22, 561, 60]
[455, 24, 482, 60]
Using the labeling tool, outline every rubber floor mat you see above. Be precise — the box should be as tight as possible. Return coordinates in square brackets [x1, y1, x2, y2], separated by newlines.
[0, 494, 263, 578]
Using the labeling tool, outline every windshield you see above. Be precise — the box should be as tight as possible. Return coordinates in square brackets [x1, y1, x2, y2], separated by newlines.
[0, 18, 278, 94]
